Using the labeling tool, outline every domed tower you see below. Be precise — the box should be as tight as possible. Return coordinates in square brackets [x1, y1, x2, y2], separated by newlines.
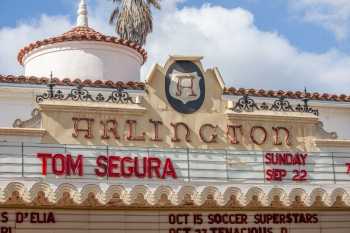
[17, 0, 147, 82]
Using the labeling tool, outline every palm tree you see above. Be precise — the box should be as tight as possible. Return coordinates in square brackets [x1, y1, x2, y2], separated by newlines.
[109, 0, 161, 46]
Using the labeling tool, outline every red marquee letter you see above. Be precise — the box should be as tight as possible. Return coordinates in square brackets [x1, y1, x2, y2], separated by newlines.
[162, 158, 177, 179]
[95, 156, 108, 177]
[37, 153, 52, 176]
[66, 154, 84, 176]
[52, 154, 66, 176]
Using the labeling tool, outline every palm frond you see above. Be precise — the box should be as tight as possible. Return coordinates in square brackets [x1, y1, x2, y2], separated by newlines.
[109, 0, 161, 46]
[147, 0, 161, 9]
[109, 8, 119, 25]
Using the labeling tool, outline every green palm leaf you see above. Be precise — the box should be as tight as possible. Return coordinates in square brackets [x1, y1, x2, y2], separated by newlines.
[109, 0, 161, 46]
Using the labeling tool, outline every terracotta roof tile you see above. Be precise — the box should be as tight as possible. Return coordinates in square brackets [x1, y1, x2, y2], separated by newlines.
[0, 75, 349, 102]
[17, 26, 147, 65]
[223, 86, 350, 102]
[0, 75, 145, 90]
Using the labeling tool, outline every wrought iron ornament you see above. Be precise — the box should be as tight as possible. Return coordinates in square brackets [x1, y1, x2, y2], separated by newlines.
[232, 94, 259, 112]
[269, 96, 294, 112]
[231, 95, 319, 116]
[295, 97, 319, 116]
[36, 83, 135, 104]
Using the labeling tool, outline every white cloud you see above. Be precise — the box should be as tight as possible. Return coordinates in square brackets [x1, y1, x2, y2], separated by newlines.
[1, 0, 350, 94]
[289, 0, 350, 40]
[141, 1, 350, 93]
[0, 15, 72, 75]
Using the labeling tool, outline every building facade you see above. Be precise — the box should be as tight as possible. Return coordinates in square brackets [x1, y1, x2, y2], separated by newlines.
[0, 1, 350, 233]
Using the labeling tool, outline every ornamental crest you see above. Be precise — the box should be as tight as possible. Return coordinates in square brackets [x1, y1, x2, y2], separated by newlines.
[165, 60, 205, 114]
[169, 70, 201, 104]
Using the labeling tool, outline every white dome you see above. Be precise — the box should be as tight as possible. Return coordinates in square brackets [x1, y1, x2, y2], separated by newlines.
[17, 0, 147, 82]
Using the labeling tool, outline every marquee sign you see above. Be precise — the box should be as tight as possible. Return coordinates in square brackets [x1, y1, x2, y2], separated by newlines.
[0, 142, 350, 184]
[0, 209, 348, 233]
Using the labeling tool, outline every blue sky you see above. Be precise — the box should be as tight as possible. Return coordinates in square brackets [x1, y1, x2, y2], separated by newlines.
[0, 0, 344, 53]
[1, 0, 350, 93]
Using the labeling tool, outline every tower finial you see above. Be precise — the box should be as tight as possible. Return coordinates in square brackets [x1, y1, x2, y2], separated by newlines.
[77, 0, 88, 27]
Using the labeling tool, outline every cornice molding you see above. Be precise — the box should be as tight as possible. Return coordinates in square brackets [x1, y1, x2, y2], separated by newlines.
[316, 139, 350, 147]
[0, 128, 46, 137]
[39, 101, 147, 115]
[225, 111, 319, 124]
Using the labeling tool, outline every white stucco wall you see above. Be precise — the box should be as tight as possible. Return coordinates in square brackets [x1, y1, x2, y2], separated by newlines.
[23, 41, 143, 82]
[316, 103, 350, 139]
[0, 86, 36, 127]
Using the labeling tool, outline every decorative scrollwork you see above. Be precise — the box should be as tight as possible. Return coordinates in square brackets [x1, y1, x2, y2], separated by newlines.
[260, 102, 269, 110]
[36, 92, 50, 103]
[232, 94, 260, 112]
[295, 98, 319, 116]
[230, 94, 319, 116]
[269, 96, 294, 112]
[36, 83, 135, 104]
[63, 85, 95, 102]
[13, 108, 42, 128]
[106, 87, 135, 104]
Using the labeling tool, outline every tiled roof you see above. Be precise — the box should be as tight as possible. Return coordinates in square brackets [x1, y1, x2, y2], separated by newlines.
[223, 87, 350, 102]
[63, 26, 105, 37]
[17, 26, 147, 65]
[0, 75, 349, 102]
[0, 75, 145, 90]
